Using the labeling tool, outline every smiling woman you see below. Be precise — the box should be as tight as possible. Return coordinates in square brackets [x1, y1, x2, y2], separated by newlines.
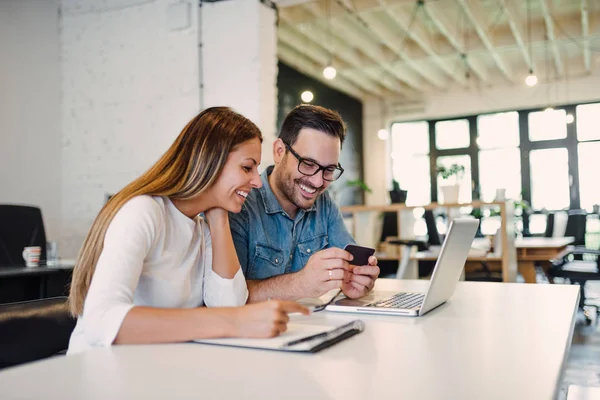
[67, 107, 309, 354]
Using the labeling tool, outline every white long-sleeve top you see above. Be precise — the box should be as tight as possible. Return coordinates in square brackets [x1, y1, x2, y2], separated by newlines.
[67, 195, 248, 354]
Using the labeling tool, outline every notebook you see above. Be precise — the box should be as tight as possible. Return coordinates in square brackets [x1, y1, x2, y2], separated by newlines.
[326, 218, 479, 317]
[193, 319, 364, 353]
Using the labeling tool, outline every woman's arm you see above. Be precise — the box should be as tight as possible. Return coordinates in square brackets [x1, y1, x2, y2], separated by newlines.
[203, 207, 241, 279]
[115, 301, 310, 344]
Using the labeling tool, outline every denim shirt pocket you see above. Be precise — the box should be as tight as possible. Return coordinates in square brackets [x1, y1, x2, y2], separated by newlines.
[249, 243, 286, 280]
[297, 234, 329, 270]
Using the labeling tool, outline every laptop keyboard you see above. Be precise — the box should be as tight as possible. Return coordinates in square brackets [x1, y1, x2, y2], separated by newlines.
[366, 292, 424, 309]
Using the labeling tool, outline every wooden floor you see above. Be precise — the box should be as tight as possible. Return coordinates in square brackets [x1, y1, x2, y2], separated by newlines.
[558, 281, 600, 399]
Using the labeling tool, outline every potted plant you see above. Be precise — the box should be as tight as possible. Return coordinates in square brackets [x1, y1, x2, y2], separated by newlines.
[328, 178, 372, 205]
[388, 179, 408, 204]
[436, 163, 465, 204]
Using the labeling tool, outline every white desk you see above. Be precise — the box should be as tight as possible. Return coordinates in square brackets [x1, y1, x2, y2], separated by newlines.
[0, 279, 579, 400]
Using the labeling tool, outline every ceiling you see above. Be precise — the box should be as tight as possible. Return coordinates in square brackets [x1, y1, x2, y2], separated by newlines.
[277, 0, 600, 103]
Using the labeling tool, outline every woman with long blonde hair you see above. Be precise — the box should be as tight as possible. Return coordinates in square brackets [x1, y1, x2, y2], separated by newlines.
[68, 107, 307, 354]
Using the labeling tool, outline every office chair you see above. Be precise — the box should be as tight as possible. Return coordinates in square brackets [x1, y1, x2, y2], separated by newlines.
[545, 210, 587, 246]
[0, 205, 47, 266]
[548, 247, 600, 324]
[387, 210, 439, 279]
[0, 297, 76, 369]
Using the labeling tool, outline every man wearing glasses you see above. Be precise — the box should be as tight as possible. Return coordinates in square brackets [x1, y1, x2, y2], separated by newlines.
[229, 104, 380, 302]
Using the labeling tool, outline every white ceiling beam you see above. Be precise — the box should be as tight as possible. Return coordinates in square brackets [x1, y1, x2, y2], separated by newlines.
[503, 0, 534, 71]
[421, 2, 488, 83]
[302, 2, 424, 94]
[376, 0, 470, 86]
[456, 0, 514, 83]
[278, 45, 366, 100]
[334, 0, 447, 90]
[278, 30, 384, 96]
[581, 0, 591, 73]
[279, 16, 411, 97]
[538, 0, 565, 76]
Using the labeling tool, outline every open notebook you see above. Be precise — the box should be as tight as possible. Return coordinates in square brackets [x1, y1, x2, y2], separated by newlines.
[193, 319, 364, 353]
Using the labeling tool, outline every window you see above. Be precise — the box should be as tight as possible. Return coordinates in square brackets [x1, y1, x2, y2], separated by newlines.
[477, 112, 521, 202]
[436, 155, 472, 204]
[578, 141, 600, 212]
[528, 109, 567, 141]
[479, 149, 522, 202]
[435, 119, 470, 150]
[576, 103, 600, 142]
[529, 148, 570, 210]
[477, 112, 520, 149]
[391, 122, 430, 206]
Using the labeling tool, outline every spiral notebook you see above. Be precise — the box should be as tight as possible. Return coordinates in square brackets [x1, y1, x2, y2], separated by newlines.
[193, 319, 364, 353]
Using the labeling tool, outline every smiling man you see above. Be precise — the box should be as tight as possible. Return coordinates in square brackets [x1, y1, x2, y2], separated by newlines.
[229, 104, 380, 303]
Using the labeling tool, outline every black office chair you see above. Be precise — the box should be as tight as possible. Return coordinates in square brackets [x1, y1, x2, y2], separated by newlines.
[387, 210, 439, 279]
[0, 297, 76, 369]
[545, 210, 587, 246]
[0, 205, 48, 266]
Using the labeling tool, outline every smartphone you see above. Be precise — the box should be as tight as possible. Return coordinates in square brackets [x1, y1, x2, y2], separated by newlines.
[344, 244, 376, 266]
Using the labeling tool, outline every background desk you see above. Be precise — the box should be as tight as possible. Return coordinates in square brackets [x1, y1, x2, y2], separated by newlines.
[0, 279, 579, 400]
[515, 237, 575, 283]
[0, 264, 74, 303]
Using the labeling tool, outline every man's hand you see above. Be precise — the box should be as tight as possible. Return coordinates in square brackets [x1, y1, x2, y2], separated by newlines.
[295, 247, 353, 298]
[341, 255, 380, 299]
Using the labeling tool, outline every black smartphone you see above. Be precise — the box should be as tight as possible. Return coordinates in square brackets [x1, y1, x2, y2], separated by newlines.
[344, 244, 376, 266]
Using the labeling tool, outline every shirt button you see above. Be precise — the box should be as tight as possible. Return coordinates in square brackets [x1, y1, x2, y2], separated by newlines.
[275, 258, 279, 264]
[290, 255, 293, 259]
[307, 248, 311, 253]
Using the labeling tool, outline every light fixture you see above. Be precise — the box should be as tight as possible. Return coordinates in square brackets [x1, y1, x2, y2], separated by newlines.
[377, 128, 389, 140]
[565, 114, 574, 124]
[525, 70, 538, 87]
[544, 107, 554, 112]
[300, 90, 314, 103]
[323, 65, 337, 80]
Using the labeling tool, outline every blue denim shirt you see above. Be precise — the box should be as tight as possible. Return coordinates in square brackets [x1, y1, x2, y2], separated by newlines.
[229, 166, 355, 280]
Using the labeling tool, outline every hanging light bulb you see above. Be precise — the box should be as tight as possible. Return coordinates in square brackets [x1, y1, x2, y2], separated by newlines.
[525, 70, 538, 87]
[377, 128, 389, 140]
[300, 90, 314, 103]
[544, 106, 554, 112]
[565, 114, 574, 124]
[323, 65, 337, 80]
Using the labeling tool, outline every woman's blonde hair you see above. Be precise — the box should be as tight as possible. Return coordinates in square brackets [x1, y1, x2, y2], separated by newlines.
[68, 107, 262, 316]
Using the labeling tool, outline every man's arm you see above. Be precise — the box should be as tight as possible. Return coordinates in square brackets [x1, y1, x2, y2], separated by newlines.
[247, 247, 354, 303]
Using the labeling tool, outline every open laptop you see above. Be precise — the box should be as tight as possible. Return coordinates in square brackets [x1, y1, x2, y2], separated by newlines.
[326, 218, 479, 317]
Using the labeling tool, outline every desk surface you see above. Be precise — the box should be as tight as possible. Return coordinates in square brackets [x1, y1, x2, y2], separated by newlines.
[515, 237, 575, 248]
[0, 279, 579, 400]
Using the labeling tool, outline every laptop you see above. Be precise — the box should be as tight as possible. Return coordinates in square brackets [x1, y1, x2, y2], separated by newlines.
[326, 218, 479, 317]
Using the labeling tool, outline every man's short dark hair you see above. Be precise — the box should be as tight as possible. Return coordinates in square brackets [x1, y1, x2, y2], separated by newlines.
[279, 105, 346, 147]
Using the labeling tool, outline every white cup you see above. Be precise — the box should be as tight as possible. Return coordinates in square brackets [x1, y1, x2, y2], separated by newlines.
[22, 246, 42, 267]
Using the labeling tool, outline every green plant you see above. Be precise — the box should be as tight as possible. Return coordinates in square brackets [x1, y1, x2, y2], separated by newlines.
[346, 179, 372, 193]
[436, 163, 465, 180]
[391, 179, 401, 192]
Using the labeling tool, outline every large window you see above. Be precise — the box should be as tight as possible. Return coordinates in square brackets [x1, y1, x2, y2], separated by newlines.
[477, 112, 521, 202]
[390, 102, 600, 214]
[529, 148, 570, 210]
[435, 119, 470, 149]
[390, 122, 430, 206]
[528, 109, 567, 141]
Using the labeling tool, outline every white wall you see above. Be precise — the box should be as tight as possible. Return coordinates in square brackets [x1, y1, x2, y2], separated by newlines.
[363, 71, 600, 205]
[0, 0, 62, 241]
[60, 0, 201, 257]
[201, 0, 278, 168]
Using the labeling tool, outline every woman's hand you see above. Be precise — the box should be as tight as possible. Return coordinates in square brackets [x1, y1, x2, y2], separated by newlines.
[203, 207, 229, 226]
[231, 300, 310, 338]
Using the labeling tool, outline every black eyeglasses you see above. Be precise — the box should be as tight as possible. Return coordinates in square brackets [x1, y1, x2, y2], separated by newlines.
[282, 141, 344, 182]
